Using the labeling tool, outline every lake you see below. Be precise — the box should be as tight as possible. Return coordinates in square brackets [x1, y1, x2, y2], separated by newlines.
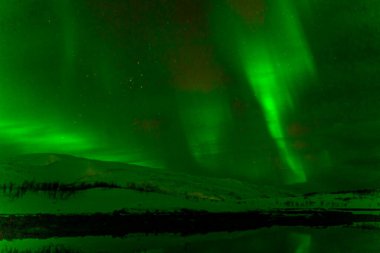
[1, 225, 380, 252]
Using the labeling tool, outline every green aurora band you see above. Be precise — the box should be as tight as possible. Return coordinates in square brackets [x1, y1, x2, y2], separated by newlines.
[233, 0, 315, 184]
[177, 91, 232, 169]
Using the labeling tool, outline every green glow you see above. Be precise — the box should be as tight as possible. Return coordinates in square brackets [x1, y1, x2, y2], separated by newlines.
[274, 0, 315, 76]
[292, 233, 311, 253]
[54, 0, 77, 90]
[0, 120, 93, 155]
[236, 0, 315, 184]
[81, 150, 165, 168]
[178, 92, 231, 168]
[2, 0, 379, 191]
[243, 45, 307, 183]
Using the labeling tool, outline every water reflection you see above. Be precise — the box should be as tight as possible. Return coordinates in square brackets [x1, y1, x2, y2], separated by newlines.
[2, 226, 380, 253]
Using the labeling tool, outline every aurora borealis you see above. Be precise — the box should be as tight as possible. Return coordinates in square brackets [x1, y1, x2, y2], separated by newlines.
[235, 0, 315, 184]
[1, 0, 380, 191]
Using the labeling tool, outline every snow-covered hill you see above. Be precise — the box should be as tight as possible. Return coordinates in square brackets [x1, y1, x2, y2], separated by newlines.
[0, 153, 293, 214]
[1, 153, 379, 215]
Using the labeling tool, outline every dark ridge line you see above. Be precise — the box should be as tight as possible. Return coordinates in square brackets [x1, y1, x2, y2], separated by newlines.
[304, 188, 380, 197]
[1, 209, 380, 240]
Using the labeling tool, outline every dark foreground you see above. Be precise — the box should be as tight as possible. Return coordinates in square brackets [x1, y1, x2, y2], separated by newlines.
[1, 209, 380, 240]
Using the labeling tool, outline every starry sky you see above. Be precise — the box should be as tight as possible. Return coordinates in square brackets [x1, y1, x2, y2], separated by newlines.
[1, 0, 380, 192]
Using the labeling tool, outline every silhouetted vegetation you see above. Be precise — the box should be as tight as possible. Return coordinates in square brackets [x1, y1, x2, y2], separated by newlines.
[1, 245, 80, 253]
[333, 188, 378, 195]
[1, 180, 171, 199]
[126, 181, 167, 194]
[1, 181, 121, 199]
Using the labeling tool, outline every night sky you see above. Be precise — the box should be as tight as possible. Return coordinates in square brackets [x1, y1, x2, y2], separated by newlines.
[1, 0, 380, 192]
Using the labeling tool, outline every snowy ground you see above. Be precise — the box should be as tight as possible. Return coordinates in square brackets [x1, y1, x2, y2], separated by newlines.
[0, 153, 286, 214]
[0, 153, 379, 215]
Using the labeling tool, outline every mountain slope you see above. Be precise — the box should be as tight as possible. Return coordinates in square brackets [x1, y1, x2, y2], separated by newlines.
[0, 153, 293, 214]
